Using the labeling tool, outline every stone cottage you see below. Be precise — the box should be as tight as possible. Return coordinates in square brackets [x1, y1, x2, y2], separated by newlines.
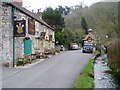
[1, 1, 55, 67]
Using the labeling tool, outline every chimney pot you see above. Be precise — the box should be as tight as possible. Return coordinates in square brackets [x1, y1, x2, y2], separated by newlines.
[37, 9, 42, 19]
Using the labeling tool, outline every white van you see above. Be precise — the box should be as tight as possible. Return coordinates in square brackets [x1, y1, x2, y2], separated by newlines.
[69, 43, 79, 50]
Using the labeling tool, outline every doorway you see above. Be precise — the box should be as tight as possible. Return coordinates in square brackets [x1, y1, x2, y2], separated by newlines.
[24, 39, 32, 55]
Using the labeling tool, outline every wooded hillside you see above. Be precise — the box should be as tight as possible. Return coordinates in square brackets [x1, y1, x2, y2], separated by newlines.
[64, 2, 120, 72]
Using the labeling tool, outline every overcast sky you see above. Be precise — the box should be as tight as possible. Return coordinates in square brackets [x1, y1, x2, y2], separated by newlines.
[23, 0, 101, 12]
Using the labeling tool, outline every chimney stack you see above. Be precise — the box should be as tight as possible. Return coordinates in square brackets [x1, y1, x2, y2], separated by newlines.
[37, 9, 42, 19]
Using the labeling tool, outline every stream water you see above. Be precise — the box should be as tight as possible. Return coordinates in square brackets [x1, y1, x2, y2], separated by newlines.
[94, 55, 119, 88]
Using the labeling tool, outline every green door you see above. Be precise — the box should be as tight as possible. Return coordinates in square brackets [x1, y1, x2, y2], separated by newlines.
[24, 39, 32, 55]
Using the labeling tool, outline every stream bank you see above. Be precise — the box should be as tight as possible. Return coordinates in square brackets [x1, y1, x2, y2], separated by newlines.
[94, 55, 119, 88]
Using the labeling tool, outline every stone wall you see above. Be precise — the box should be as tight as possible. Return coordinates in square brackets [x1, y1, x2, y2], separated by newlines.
[1, 4, 13, 67]
[14, 9, 36, 64]
[1, 2, 55, 67]
[0, 1, 3, 67]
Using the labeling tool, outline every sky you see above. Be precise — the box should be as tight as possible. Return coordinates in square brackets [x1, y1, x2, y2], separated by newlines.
[23, 0, 101, 12]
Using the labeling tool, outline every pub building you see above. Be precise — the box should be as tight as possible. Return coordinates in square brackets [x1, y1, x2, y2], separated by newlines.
[0, 0, 55, 67]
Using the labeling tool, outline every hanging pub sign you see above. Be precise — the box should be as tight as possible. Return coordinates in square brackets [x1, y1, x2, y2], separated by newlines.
[14, 20, 26, 37]
[28, 18, 35, 35]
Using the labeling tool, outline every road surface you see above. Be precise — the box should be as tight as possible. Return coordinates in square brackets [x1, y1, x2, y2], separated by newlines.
[3, 50, 93, 88]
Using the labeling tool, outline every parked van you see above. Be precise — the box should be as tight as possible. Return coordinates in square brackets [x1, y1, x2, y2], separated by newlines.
[69, 43, 79, 50]
[82, 41, 93, 53]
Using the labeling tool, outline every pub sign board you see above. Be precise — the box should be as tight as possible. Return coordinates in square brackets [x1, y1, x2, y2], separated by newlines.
[14, 20, 26, 37]
[28, 18, 35, 35]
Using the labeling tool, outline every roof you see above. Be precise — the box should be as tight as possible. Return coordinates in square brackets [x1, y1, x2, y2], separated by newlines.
[5, 2, 54, 30]
[83, 33, 94, 40]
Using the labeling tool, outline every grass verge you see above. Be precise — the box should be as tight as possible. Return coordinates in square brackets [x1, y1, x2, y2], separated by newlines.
[73, 59, 94, 88]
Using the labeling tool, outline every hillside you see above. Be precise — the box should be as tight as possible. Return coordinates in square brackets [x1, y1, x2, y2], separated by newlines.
[64, 2, 118, 42]
[64, 2, 120, 72]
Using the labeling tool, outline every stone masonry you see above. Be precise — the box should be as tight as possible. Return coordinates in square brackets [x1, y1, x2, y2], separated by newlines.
[1, 2, 55, 67]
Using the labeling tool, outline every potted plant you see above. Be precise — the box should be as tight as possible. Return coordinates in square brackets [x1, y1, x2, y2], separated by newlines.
[24, 37, 30, 40]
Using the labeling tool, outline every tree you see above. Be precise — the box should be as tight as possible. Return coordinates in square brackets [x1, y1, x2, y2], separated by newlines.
[42, 7, 66, 46]
[42, 7, 65, 30]
[81, 17, 89, 34]
[64, 6, 71, 15]
[57, 6, 65, 14]
[56, 6, 71, 15]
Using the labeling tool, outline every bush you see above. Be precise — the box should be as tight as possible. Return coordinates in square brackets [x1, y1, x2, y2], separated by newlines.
[55, 46, 61, 53]
[107, 38, 120, 71]
[44, 48, 56, 55]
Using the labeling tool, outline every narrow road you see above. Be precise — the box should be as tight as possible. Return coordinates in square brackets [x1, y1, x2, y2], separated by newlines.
[3, 50, 93, 88]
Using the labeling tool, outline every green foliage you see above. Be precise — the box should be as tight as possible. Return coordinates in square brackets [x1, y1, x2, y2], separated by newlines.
[73, 59, 94, 88]
[42, 7, 83, 47]
[55, 30, 66, 46]
[82, 59, 94, 76]
[64, 2, 119, 71]
[64, 2, 118, 43]
[57, 6, 65, 14]
[42, 7, 66, 46]
[55, 28, 82, 47]
[81, 17, 89, 34]
[64, 9, 89, 41]
[56, 6, 71, 15]
[107, 38, 120, 70]
[73, 75, 94, 88]
[94, 51, 101, 55]
[42, 7, 65, 30]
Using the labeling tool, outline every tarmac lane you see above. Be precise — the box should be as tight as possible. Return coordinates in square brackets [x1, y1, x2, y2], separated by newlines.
[2, 50, 93, 88]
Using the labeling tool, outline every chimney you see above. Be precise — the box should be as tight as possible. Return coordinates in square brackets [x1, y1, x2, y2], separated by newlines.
[37, 9, 42, 19]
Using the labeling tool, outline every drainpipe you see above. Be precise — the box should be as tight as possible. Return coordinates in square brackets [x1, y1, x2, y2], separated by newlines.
[12, 7, 16, 67]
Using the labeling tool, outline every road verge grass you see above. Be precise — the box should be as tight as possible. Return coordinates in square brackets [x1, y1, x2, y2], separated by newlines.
[73, 59, 94, 88]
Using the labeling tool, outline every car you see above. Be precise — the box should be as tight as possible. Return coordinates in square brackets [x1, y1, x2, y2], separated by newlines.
[82, 45, 93, 53]
[82, 41, 93, 53]
[69, 43, 79, 50]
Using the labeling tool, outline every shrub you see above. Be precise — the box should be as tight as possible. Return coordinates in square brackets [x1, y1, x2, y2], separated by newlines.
[107, 38, 120, 71]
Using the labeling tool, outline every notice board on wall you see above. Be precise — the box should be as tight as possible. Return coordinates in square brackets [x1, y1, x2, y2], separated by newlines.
[28, 18, 35, 35]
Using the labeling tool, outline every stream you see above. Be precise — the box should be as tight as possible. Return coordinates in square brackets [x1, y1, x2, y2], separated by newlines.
[94, 55, 119, 88]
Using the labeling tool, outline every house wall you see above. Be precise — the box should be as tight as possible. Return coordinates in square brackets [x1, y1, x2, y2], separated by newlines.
[0, 1, 3, 66]
[34, 21, 44, 52]
[1, 4, 13, 66]
[1, 2, 55, 67]
[14, 9, 37, 63]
